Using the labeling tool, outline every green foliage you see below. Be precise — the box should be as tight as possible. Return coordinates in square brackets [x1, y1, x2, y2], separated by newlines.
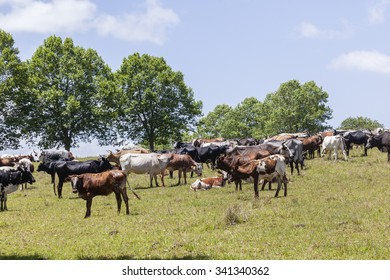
[114, 53, 202, 150]
[262, 80, 333, 136]
[339, 116, 383, 131]
[25, 36, 115, 150]
[0, 29, 28, 150]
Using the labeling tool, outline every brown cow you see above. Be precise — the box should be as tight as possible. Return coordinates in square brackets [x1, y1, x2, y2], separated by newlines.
[230, 154, 289, 198]
[106, 148, 150, 165]
[165, 154, 202, 185]
[69, 170, 133, 218]
[297, 135, 323, 159]
[0, 157, 18, 167]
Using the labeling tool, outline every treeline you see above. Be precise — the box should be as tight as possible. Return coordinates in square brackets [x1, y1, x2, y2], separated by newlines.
[0, 29, 383, 152]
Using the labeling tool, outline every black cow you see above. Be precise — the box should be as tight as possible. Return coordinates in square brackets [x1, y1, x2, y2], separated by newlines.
[38, 157, 113, 198]
[195, 144, 229, 170]
[0, 167, 36, 211]
[343, 130, 369, 156]
[366, 131, 390, 162]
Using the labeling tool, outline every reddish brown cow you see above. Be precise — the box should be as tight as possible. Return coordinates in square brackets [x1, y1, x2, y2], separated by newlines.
[165, 154, 202, 185]
[69, 170, 134, 218]
[0, 158, 18, 167]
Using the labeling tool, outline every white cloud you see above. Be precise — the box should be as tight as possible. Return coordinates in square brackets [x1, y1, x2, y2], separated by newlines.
[0, 0, 179, 44]
[95, 0, 179, 44]
[329, 50, 390, 75]
[0, 0, 96, 33]
[369, 0, 390, 24]
[295, 20, 352, 40]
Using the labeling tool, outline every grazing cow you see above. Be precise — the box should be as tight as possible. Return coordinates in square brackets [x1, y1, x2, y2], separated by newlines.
[69, 170, 130, 218]
[230, 154, 288, 198]
[119, 153, 173, 187]
[298, 135, 323, 159]
[39, 149, 75, 163]
[342, 130, 369, 156]
[165, 154, 202, 185]
[321, 135, 348, 161]
[0, 167, 36, 211]
[38, 157, 113, 198]
[366, 131, 390, 162]
[190, 171, 228, 191]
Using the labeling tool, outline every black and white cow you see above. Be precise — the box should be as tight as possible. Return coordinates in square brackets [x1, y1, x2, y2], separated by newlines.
[0, 167, 36, 211]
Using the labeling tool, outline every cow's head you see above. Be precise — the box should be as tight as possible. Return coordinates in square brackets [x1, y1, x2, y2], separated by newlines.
[18, 166, 36, 185]
[69, 175, 84, 194]
[192, 163, 203, 176]
[366, 134, 382, 150]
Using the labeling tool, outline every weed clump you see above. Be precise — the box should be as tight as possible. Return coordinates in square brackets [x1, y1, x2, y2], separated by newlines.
[224, 204, 249, 226]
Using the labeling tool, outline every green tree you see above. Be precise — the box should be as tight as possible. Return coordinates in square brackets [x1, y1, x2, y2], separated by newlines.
[339, 116, 383, 131]
[196, 98, 264, 139]
[196, 104, 233, 138]
[262, 80, 332, 136]
[114, 53, 202, 151]
[0, 30, 29, 150]
[25, 35, 115, 151]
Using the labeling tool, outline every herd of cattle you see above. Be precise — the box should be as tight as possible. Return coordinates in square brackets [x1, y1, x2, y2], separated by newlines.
[1, 128, 390, 218]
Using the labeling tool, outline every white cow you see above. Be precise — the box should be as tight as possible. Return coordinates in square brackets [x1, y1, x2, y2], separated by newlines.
[321, 135, 348, 161]
[119, 153, 173, 187]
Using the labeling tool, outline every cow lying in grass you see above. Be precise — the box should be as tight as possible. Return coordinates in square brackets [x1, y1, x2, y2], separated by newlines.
[69, 170, 137, 218]
[190, 170, 228, 191]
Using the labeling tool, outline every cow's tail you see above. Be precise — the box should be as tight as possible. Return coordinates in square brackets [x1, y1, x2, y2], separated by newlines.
[126, 180, 141, 200]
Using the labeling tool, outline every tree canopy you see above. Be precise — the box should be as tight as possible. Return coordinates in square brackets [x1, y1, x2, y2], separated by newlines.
[339, 116, 383, 131]
[262, 80, 332, 136]
[24, 35, 115, 151]
[0, 29, 28, 150]
[114, 53, 202, 151]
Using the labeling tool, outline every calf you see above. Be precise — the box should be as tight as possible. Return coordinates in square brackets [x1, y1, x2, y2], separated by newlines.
[190, 171, 228, 191]
[69, 170, 130, 218]
[0, 166, 36, 211]
[165, 154, 202, 185]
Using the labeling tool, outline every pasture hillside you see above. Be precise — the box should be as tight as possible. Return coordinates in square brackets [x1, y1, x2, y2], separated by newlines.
[1, 148, 390, 260]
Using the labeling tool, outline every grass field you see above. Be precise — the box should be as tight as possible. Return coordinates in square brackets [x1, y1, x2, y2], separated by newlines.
[1, 148, 390, 260]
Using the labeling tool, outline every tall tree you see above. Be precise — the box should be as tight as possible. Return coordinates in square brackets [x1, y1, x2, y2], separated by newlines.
[115, 53, 202, 151]
[339, 116, 383, 131]
[25, 36, 115, 151]
[0, 29, 28, 150]
[262, 80, 332, 136]
[196, 98, 264, 139]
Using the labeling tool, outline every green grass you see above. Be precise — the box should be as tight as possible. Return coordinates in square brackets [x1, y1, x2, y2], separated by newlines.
[1, 148, 390, 260]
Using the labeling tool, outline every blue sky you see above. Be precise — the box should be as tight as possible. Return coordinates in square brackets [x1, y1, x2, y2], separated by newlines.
[1, 0, 390, 155]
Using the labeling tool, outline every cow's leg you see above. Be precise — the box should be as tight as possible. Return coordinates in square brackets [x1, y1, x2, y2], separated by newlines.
[0, 193, 4, 211]
[183, 170, 187, 184]
[290, 162, 294, 175]
[343, 150, 348, 161]
[114, 192, 122, 214]
[121, 190, 130, 215]
[51, 174, 57, 196]
[364, 146, 368, 156]
[159, 174, 165, 187]
[85, 198, 92, 218]
[388, 150, 390, 162]
[260, 180, 267, 191]
[3, 195, 7, 211]
[169, 170, 173, 179]
[283, 182, 288, 196]
[253, 175, 259, 198]
[274, 177, 282, 197]
[177, 170, 182, 185]
[57, 177, 64, 198]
